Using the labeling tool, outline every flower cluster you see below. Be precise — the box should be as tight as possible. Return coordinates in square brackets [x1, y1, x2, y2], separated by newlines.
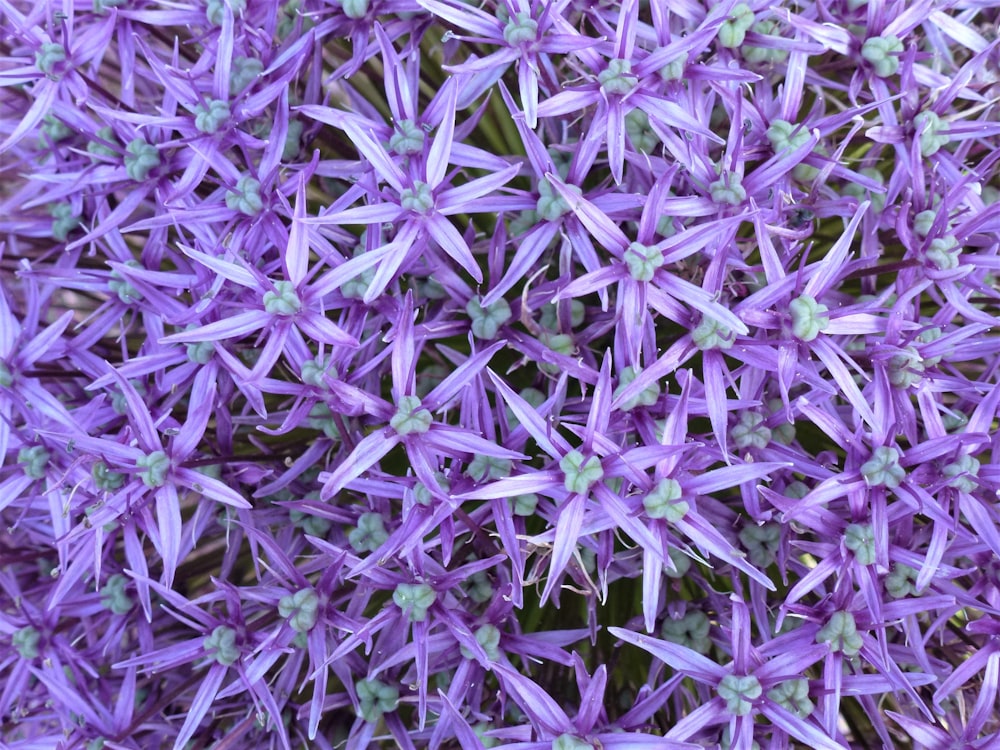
[2, 0, 1000, 748]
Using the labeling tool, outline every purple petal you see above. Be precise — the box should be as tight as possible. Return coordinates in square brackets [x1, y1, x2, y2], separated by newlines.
[174, 665, 228, 750]
[427, 78, 458, 187]
[175, 468, 252, 509]
[160, 311, 269, 343]
[607, 627, 727, 683]
[539, 494, 587, 604]
[318, 430, 400, 500]
[759, 701, 849, 750]
[426, 214, 484, 283]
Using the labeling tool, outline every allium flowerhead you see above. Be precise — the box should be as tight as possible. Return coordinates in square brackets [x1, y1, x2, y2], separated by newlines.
[5, 1, 1000, 747]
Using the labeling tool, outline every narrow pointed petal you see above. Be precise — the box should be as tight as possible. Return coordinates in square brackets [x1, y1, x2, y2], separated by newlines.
[427, 79, 458, 187]
[608, 628, 727, 683]
[318, 431, 401, 500]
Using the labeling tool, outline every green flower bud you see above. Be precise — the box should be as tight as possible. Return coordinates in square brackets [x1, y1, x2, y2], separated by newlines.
[539, 332, 575, 374]
[691, 316, 735, 350]
[341, 265, 375, 299]
[277, 0, 302, 38]
[659, 53, 687, 81]
[36, 43, 66, 78]
[465, 571, 493, 602]
[203, 625, 240, 666]
[226, 175, 263, 216]
[614, 366, 660, 411]
[743, 19, 789, 64]
[503, 11, 537, 45]
[914, 111, 949, 156]
[110, 379, 145, 414]
[100, 574, 132, 615]
[766, 119, 811, 153]
[389, 119, 425, 155]
[40, 114, 72, 142]
[536, 179, 579, 222]
[861, 35, 904, 78]
[18, 445, 50, 479]
[553, 735, 594, 750]
[419, 275, 447, 301]
[290, 509, 332, 537]
[717, 673, 762, 716]
[766, 679, 813, 717]
[887, 346, 924, 388]
[664, 546, 691, 578]
[108, 260, 143, 305]
[339, 0, 368, 19]
[92, 460, 126, 491]
[262, 280, 301, 316]
[559, 450, 604, 494]
[467, 455, 512, 482]
[413, 472, 449, 506]
[400, 181, 434, 215]
[93, 0, 125, 12]
[348, 512, 388, 552]
[281, 119, 304, 160]
[943, 454, 980, 493]
[14, 626, 40, 659]
[913, 210, 938, 238]
[50, 203, 80, 242]
[509, 209, 539, 237]
[278, 588, 320, 632]
[301, 356, 337, 387]
[393, 582, 436, 622]
[860, 446, 905, 489]
[624, 109, 658, 154]
[306, 403, 341, 440]
[206, 0, 246, 25]
[739, 523, 780, 567]
[884, 564, 916, 598]
[177, 331, 211, 364]
[506, 387, 546, 429]
[136, 450, 170, 488]
[731, 411, 771, 451]
[816, 611, 863, 656]
[512, 493, 539, 516]
[926, 235, 960, 271]
[87, 125, 117, 159]
[661, 610, 712, 653]
[624, 241, 664, 282]
[598, 58, 638, 96]
[767, 399, 795, 445]
[391, 395, 433, 435]
[789, 294, 829, 342]
[473, 723, 499, 748]
[229, 57, 262, 91]
[356, 679, 398, 722]
[460, 624, 502, 661]
[916, 326, 942, 367]
[843, 167, 886, 212]
[718, 4, 755, 48]
[124, 138, 160, 181]
[656, 216, 677, 237]
[540, 300, 585, 331]
[844, 523, 876, 565]
[467, 297, 512, 340]
[709, 172, 746, 205]
[194, 99, 230, 134]
[643, 478, 687, 522]
[721, 726, 760, 750]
